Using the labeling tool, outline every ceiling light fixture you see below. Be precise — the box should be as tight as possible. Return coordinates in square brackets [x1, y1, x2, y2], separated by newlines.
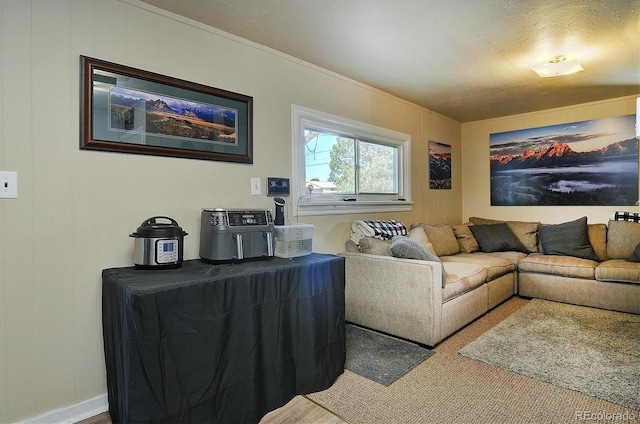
[531, 55, 583, 78]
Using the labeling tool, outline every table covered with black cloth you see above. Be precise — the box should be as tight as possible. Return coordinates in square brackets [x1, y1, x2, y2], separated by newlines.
[102, 253, 345, 423]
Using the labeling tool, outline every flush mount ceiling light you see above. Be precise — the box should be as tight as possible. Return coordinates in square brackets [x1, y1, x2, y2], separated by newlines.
[531, 55, 584, 78]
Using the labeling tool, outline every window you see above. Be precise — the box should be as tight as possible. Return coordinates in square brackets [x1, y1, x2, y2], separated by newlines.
[292, 105, 412, 216]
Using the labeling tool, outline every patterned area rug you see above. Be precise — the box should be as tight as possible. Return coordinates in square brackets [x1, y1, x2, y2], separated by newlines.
[346, 324, 434, 386]
[459, 299, 640, 410]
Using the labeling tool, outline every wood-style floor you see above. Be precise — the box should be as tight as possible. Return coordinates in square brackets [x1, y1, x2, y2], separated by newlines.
[78, 395, 347, 424]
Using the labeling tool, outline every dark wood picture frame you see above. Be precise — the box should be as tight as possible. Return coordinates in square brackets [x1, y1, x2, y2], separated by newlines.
[80, 55, 253, 163]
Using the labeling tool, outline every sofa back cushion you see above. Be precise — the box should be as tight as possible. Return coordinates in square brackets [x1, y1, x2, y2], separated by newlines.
[587, 223, 608, 261]
[469, 217, 539, 253]
[410, 223, 460, 256]
[607, 220, 640, 259]
[407, 226, 438, 256]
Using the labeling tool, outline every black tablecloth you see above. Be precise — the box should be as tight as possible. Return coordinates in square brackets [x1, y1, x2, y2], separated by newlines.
[102, 254, 345, 423]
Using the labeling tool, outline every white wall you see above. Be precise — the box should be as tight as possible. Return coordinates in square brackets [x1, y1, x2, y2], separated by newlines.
[461, 95, 639, 225]
[0, 0, 462, 421]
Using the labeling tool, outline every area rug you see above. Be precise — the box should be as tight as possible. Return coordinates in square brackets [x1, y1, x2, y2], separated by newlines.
[346, 324, 434, 386]
[459, 299, 640, 410]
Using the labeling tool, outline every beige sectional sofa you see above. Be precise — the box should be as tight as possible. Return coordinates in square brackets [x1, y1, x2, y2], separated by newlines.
[342, 217, 640, 347]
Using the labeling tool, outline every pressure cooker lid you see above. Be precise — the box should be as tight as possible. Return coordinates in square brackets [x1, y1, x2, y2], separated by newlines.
[130, 216, 188, 238]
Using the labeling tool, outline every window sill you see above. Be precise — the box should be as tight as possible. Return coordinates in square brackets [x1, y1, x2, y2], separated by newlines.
[295, 199, 413, 216]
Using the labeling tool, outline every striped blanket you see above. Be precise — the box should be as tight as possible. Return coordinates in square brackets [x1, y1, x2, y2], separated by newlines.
[614, 211, 640, 223]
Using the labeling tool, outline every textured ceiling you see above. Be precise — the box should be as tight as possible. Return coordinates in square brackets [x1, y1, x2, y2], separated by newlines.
[140, 0, 640, 122]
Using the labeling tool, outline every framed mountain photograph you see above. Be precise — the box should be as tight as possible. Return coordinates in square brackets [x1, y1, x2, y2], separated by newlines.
[490, 115, 638, 206]
[80, 56, 253, 163]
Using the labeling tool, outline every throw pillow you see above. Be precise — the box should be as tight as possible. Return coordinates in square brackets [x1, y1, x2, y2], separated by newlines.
[410, 223, 460, 256]
[390, 235, 446, 287]
[538, 216, 599, 261]
[359, 237, 392, 256]
[452, 224, 479, 253]
[469, 217, 539, 252]
[469, 223, 527, 253]
[628, 243, 640, 263]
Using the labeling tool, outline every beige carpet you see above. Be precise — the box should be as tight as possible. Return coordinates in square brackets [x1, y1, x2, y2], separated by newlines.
[307, 297, 639, 423]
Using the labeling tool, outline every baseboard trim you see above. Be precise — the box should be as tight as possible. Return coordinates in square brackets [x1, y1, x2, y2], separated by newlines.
[17, 394, 108, 424]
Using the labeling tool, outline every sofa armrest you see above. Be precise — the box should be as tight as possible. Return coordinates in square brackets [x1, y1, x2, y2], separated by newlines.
[339, 251, 444, 346]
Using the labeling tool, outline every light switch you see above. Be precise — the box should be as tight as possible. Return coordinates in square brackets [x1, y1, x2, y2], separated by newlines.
[250, 177, 261, 195]
[0, 171, 17, 198]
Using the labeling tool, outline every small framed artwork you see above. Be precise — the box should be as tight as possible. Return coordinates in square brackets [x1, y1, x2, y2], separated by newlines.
[80, 56, 253, 163]
[429, 141, 452, 189]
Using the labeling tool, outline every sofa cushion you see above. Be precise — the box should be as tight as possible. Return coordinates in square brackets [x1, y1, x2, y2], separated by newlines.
[588, 223, 609, 262]
[359, 237, 391, 256]
[628, 243, 640, 263]
[441, 252, 515, 281]
[411, 223, 460, 256]
[538, 217, 599, 261]
[469, 217, 539, 253]
[518, 253, 598, 279]
[452, 224, 480, 253]
[469, 223, 526, 253]
[607, 220, 640, 259]
[441, 262, 487, 302]
[486, 251, 529, 264]
[595, 260, 640, 284]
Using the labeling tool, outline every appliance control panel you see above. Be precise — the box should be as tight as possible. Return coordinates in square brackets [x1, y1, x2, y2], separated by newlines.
[156, 239, 179, 263]
[227, 210, 270, 226]
[204, 209, 273, 227]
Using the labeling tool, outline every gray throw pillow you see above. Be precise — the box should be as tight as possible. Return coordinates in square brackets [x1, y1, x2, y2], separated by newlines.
[538, 216, 599, 261]
[628, 243, 640, 263]
[390, 235, 446, 287]
[468, 223, 526, 253]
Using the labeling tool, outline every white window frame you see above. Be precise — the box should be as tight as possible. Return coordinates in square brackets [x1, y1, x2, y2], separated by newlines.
[292, 104, 412, 216]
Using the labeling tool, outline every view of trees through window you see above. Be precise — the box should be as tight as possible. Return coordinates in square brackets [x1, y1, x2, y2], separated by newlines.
[305, 129, 398, 194]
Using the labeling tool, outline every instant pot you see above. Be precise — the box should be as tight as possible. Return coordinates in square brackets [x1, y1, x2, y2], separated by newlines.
[129, 216, 188, 269]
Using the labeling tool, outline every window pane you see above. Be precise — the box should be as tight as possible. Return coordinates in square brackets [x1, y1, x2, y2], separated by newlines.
[304, 129, 355, 194]
[358, 141, 398, 194]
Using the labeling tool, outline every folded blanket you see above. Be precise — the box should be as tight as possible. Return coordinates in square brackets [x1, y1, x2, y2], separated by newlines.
[351, 220, 376, 244]
[350, 219, 407, 244]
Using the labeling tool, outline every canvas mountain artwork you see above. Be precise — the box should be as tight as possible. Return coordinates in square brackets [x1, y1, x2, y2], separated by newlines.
[490, 115, 638, 206]
[429, 141, 452, 189]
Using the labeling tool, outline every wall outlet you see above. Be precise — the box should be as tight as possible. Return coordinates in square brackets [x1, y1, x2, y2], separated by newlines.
[0, 171, 18, 198]
[250, 177, 261, 195]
